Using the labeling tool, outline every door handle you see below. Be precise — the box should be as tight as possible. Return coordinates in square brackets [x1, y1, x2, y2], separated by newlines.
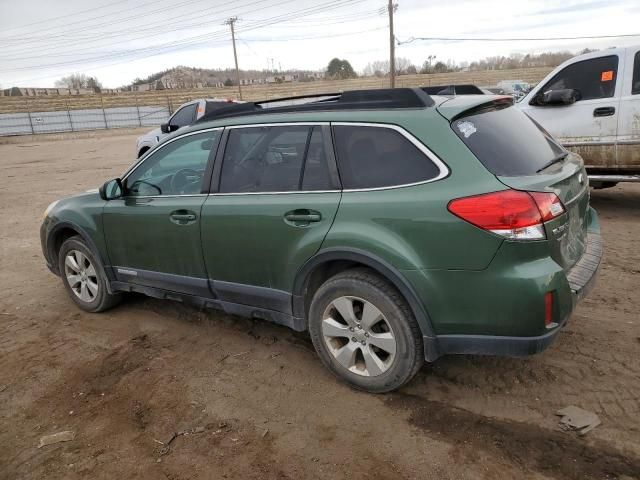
[170, 210, 197, 225]
[285, 213, 321, 222]
[593, 106, 615, 117]
[284, 209, 322, 226]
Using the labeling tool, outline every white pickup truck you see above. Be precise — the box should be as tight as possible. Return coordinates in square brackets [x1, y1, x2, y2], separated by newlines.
[518, 45, 640, 186]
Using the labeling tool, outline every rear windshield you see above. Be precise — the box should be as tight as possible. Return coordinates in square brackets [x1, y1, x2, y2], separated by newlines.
[452, 106, 565, 176]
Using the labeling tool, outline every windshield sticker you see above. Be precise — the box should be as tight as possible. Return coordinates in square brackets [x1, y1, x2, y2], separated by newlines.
[601, 70, 613, 82]
[457, 120, 477, 138]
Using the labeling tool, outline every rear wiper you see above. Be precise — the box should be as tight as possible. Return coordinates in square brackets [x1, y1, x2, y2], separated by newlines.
[536, 152, 568, 173]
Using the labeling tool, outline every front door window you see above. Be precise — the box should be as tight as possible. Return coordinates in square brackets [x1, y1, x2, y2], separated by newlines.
[125, 130, 220, 196]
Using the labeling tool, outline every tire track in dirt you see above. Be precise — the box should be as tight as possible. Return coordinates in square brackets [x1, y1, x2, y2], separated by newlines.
[387, 393, 640, 480]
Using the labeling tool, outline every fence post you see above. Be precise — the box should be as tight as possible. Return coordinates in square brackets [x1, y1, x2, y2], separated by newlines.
[134, 93, 142, 127]
[66, 100, 75, 132]
[100, 95, 108, 129]
[25, 99, 34, 134]
[166, 95, 172, 115]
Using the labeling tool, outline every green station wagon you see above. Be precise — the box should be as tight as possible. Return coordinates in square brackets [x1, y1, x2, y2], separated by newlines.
[41, 88, 602, 392]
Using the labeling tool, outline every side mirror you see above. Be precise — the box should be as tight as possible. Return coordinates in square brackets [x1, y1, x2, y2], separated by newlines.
[161, 123, 179, 134]
[99, 178, 123, 201]
[534, 88, 580, 106]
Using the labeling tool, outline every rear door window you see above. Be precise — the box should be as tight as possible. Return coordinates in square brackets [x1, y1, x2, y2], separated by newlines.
[540, 55, 619, 101]
[219, 125, 332, 193]
[452, 106, 566, 176]
[332, 125, 441, 189]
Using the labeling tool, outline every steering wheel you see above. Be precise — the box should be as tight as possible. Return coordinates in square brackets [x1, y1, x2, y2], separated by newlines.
[170, 168, 202, 194]
[128, 179, 161, 196]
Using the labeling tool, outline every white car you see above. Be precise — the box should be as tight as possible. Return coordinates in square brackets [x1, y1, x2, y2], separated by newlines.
[136, 98, 238, 158]
[517, 45, 640, 184]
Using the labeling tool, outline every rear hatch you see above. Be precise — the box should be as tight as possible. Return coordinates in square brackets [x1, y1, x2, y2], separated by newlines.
[440, 96, 589, 270]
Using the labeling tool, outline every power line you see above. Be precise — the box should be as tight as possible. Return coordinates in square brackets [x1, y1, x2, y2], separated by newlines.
[0, 0, 150, 34]
[0, 0, 208, 40]
[0, 0, 363, 61]
[4, 0, 368, 84]
[0, 0, 299, 60]
[397, 32, 640, 45]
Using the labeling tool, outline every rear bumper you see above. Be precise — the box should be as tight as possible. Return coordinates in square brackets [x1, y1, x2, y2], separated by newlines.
[425, 325, 564, 360]
[422, 208, 603, 362]
[566, 230, 603, 303]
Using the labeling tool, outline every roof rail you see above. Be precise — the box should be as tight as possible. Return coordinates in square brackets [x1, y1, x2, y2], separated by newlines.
[196, 88, 435, 124]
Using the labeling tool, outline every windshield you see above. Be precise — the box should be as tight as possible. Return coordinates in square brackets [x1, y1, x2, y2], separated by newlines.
[452, 106, 566, 176]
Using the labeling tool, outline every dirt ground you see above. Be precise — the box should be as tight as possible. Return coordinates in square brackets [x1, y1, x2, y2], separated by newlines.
[1, 131, 639, 480]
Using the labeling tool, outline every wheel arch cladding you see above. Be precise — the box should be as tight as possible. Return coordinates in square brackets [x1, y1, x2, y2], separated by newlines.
[292, 247, 436, 338]
[48, 222, 113, 282]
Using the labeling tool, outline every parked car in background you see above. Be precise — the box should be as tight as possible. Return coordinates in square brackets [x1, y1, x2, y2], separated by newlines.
[518, 45, 640, 186]
[135, 98, 238, 158]
[422, 84, 485, 95]
[497, 80, 532, 99]
[482, 86, 508, 95]
[41, 88, 601, 393]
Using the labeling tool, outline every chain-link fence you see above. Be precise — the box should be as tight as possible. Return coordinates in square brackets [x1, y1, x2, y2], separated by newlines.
[0, 104, 170, 136]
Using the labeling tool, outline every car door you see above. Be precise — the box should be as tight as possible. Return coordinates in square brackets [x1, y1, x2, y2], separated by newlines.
[519, 54, 621, 170]
[616, 48, 640, 172]
[103, 128, 222, 296]
[200, 123, 341, 313]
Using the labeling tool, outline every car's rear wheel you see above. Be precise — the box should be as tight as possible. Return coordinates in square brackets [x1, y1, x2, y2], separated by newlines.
[308, 268, 423, 393]
[58, 236, 121, 312]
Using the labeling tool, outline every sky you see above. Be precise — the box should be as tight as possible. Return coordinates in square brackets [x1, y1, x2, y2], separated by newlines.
[1, 0, 639, 88]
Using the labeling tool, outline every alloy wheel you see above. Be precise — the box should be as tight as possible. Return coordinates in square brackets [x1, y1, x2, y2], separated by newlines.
[321, 296, 397, 377]
[64, 250, 99, 303]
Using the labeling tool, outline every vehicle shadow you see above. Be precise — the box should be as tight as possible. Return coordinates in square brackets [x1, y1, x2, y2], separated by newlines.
[588, 183, 640, 215]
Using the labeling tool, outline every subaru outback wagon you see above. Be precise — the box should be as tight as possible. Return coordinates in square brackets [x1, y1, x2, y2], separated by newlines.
[41, 88, 602, 392]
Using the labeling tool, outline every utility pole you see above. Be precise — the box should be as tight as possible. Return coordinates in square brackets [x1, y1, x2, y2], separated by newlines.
[225, 16, 242, 100]
[388, 1, 396, 88]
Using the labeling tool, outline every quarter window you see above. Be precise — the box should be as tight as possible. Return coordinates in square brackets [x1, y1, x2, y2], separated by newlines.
[632, 51, 640, 95]
[219, 125, 332, 193]
[125, 130, 220, 196]
[540, 55, 619, 101]
[170, 104, 197, 128]
[332, 125, 440, 189]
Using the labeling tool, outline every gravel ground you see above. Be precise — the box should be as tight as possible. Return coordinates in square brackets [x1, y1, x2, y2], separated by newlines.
[1, 131, 639, 480]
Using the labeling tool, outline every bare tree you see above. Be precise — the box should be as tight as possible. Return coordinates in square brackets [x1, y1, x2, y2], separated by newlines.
[55, 73, 102, 90]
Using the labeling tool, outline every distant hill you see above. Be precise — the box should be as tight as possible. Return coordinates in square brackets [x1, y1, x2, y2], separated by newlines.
[127, 66, 320, 89]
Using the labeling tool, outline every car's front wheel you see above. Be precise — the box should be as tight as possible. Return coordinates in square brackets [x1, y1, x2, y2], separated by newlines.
[308, 269, 423, 393]
[58, 236, 121, 312]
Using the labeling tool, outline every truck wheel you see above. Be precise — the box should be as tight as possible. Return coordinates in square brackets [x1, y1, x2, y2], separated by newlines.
[58, 236, 121, 313]
[308, 268, 423, 393]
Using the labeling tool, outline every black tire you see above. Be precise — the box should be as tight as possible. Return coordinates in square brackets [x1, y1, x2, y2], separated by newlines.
[58, 236, 122, 313]
[308, 268, 423, 393]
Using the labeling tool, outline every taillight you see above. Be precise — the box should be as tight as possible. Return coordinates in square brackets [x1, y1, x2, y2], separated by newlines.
[529, 192, 565, 221]
[447, 190, 565, 240]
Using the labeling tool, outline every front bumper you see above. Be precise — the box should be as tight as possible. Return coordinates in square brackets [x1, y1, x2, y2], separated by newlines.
[40, 219, 57, 275]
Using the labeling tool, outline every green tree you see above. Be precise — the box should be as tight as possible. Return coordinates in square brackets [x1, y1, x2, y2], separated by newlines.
[224, 78, 234, 87]
[433, 61, 448, 73]
[326, 58, 357, 80]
